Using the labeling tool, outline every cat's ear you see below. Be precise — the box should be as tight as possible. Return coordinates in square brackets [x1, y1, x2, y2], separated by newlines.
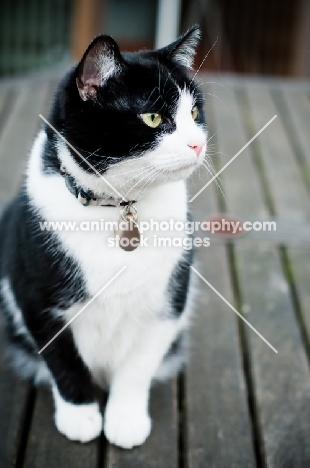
[158, 25, 201, 69]
[76, 35, 124, 101]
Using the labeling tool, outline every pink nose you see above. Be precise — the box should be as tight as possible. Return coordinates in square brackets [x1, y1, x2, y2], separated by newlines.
[188, 143, 204, 156]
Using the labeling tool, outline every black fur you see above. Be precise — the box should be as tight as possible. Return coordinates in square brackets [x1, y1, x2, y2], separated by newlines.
[0, 191, 94, 402]
[168, 211, 194, 318]
[165, 331, 184, 358]
[168, 247, 193, 317]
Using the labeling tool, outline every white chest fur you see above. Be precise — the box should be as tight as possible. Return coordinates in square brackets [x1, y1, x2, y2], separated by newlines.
[26, 131, 189, 382]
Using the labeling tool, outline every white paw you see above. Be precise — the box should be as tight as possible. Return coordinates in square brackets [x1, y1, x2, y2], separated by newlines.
[104, 404, 151, 449]
[54, 401, 102, 443]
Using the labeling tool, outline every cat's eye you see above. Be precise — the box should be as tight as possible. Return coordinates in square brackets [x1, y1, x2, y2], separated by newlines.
[140, 113, 162, 128]
[191, 106, 199, 120]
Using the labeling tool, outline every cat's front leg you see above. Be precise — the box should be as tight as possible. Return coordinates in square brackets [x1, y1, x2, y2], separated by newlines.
[104, 320, 179, 449]
[35, 326, 103, 443]
[104, 381, 152, 449]
[52, 386, 102, 443]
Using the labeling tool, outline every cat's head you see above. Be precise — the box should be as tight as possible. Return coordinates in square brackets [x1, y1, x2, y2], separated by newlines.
[51, 26, 207, 200]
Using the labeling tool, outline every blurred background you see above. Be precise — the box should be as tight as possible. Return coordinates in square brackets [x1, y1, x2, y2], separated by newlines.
[0, 0, 309, 78]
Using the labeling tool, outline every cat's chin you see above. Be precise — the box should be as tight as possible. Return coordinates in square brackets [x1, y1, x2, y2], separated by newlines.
[101, 163, 199, 200]
[156, 163, 199, 182]
[136, 164, 198, 193]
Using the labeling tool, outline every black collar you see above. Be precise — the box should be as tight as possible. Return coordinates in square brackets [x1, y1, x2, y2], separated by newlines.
[60, 166, 135, 207]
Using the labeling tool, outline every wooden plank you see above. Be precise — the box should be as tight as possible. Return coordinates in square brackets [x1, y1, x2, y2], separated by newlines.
[0, 77, 50, 202]
[228, 218, 310, 245]
[286, 246, 310, 344]
[274, 86, 310, 364]
[245, 85, 310, 220]
[198, 72, 310, 92]
[281, 84, 310, 354]
[212, 81, 310, 466]
[235, 242, 310, 467]
[247, 86, 310, 464]
[24, 385, 98, 468]
[184, 96, 256, 467]
[280, 88, 310, 167]
[206, 82, 269, 219]
[185, 244, 257, 468]
[35, 77, 60, 134]
[0, 86, 17, 139]
[106, 380, 178, 468]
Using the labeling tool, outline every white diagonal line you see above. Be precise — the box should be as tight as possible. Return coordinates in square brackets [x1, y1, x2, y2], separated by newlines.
[189, 115, 277, 202]
[38, 266, 127, 354]
[190, 266, 278, 354]
[39, 114, 127, 202]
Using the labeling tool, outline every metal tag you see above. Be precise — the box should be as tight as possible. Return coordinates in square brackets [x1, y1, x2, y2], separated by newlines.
[115, 204, 140, 251]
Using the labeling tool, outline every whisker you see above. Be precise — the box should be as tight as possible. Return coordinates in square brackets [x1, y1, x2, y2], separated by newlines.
[201, 159, 229, 207]
[195, 80, 230, 93]
[144, 86, 160, 108]
[133, 168, 161, 200]
[123, 167, 157, 199]
[116, 166, 155, 191]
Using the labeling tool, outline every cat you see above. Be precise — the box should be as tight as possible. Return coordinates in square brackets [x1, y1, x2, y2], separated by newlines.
[0, 25, 207, 449]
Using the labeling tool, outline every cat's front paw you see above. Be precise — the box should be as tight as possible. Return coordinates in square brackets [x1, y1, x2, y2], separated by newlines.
[104, 404, 151, 449]
[55, 401, 102, 443]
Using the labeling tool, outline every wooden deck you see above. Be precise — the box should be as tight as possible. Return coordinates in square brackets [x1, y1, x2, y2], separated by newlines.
[0, 70, 310, 467]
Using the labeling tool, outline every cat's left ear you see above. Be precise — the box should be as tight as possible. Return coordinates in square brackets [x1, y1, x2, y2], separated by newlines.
[157, 25, 201, 69]
[76, 35, 124, 101]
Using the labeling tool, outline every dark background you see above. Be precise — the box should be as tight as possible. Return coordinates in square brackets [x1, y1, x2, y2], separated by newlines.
[0, 0, 309, 78]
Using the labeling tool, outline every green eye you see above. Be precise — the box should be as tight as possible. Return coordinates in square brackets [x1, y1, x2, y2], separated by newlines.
[140, 113, 162, 128]
[191, 106, 199, 120]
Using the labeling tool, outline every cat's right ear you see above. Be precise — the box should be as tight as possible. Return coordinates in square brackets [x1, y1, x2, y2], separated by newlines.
[156, 25, 201, 69]
[76, 35, 124, 101]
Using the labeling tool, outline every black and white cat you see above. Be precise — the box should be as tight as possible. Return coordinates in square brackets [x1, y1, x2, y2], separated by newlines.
[0, 26, 206, 448]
